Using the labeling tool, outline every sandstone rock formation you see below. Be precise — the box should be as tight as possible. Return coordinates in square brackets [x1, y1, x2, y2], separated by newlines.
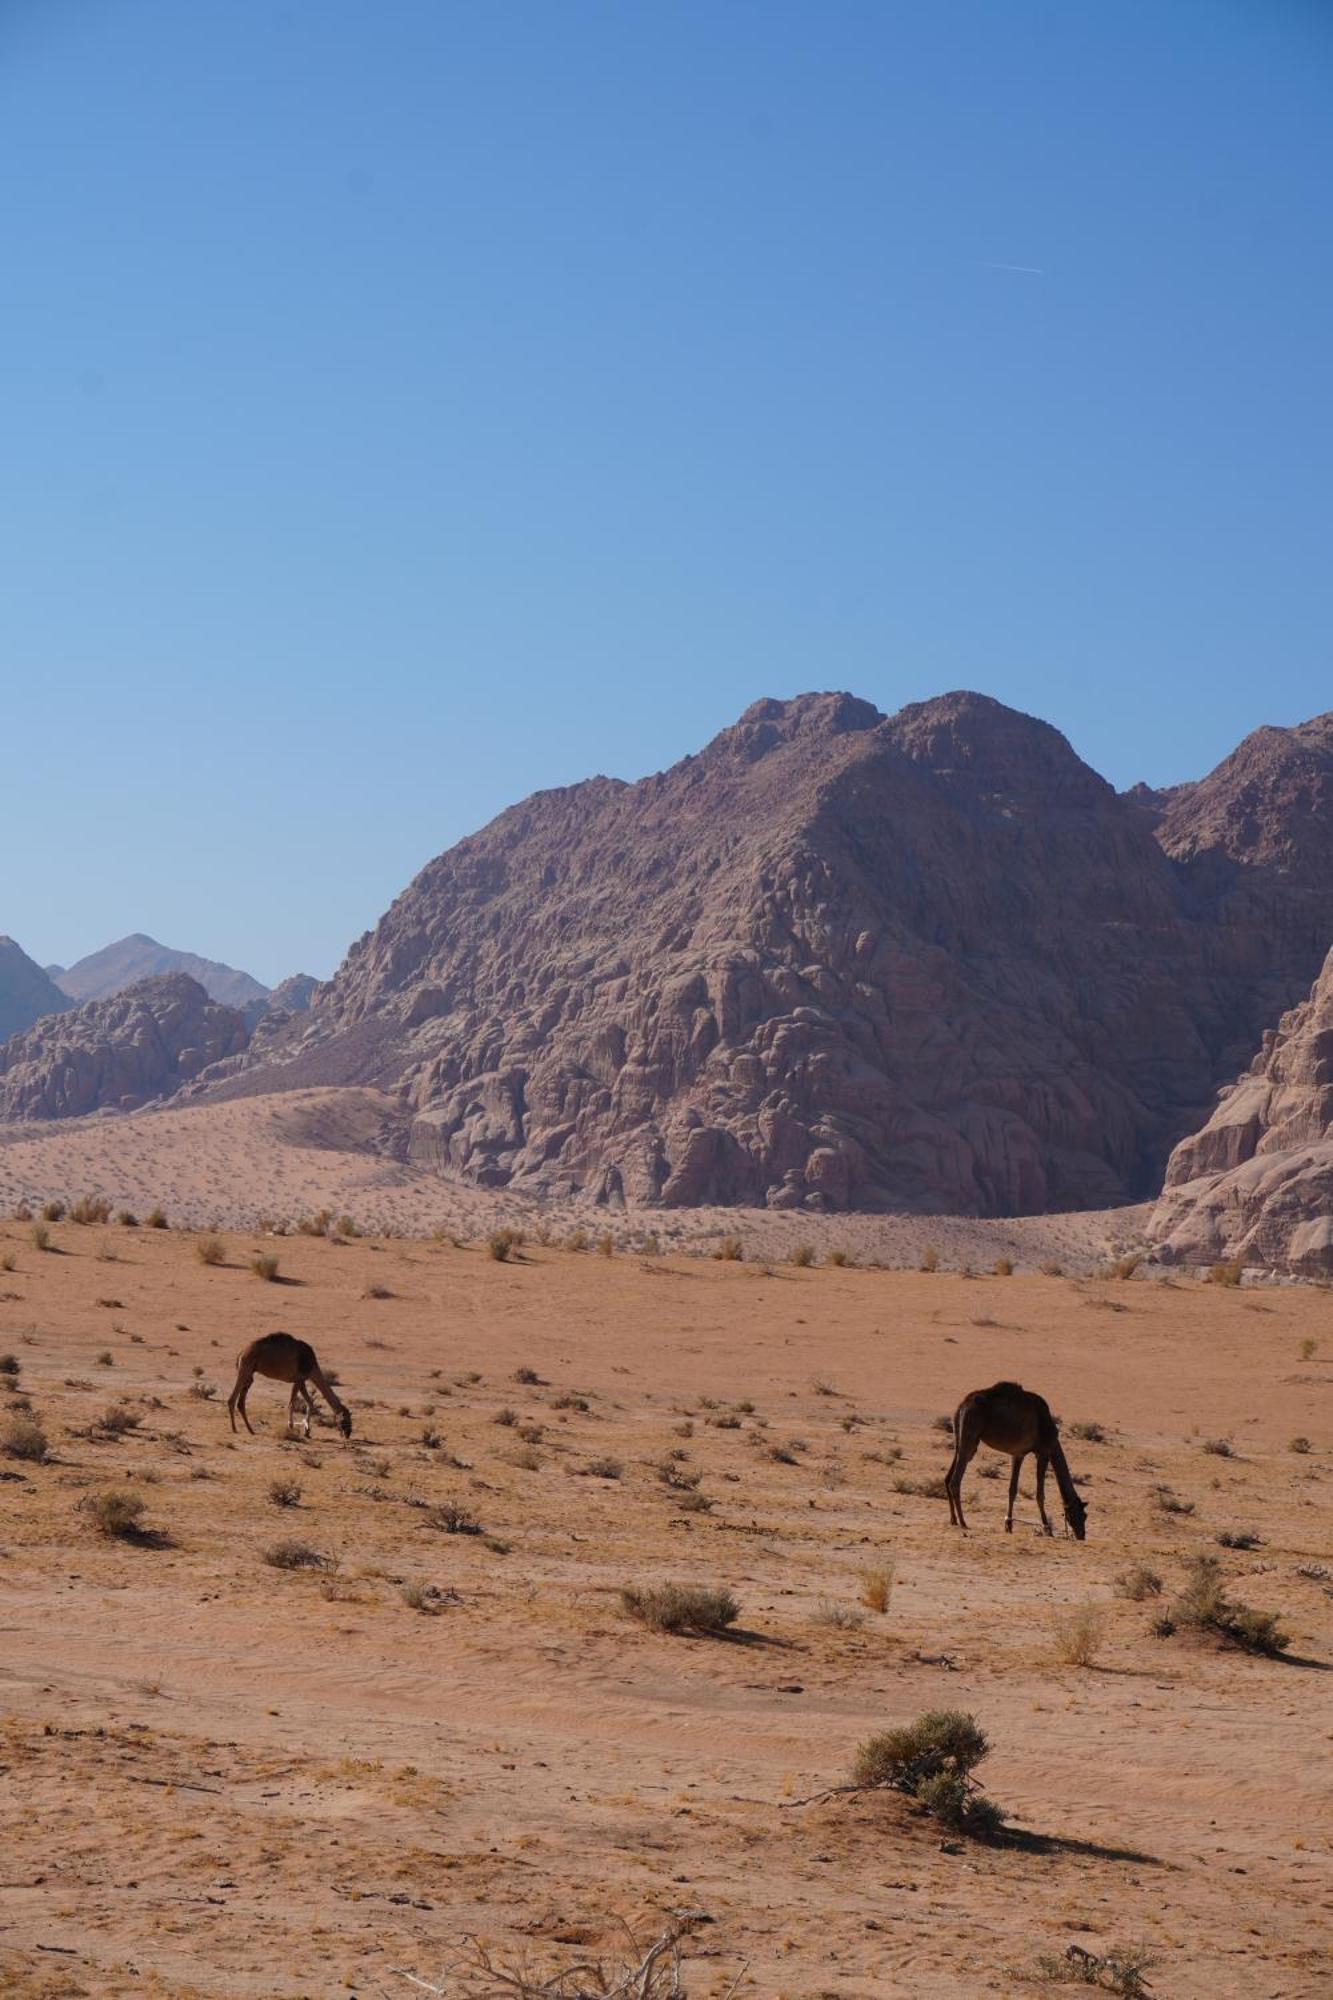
[55, 933, 269, 1012]
[201, 692, 1333, 1217]
[0, 974, 249, 1121]
[1148, 948, 1333, 1275]
[0, 938, 73, 1043]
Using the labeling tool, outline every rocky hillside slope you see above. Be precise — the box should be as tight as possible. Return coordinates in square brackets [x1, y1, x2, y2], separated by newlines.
[1148, 948, 1333, 1275]
[0, 974, 249, 1121]
[195, 692, 1333, 1217]
[54, 934, 269, 1012]
[0, 938, 73, 1043]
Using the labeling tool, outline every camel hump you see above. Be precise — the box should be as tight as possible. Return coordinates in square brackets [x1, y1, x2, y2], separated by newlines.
[292, 1338, 318, 1375]
[986, 1380, 1026, 1396]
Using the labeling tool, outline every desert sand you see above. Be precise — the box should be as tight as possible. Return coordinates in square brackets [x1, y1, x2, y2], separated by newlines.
[0, 1213, 1329, 1997]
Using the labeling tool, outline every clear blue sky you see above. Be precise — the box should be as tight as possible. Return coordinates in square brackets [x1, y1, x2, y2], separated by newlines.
[2, 1, 1330, 984]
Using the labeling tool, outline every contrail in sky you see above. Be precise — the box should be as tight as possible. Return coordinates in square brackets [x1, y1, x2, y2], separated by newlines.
[975, 261, 1045, 275]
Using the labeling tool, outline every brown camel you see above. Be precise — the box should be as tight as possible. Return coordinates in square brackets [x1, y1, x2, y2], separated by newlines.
[228, 1332, 352, 1440]
[945, 1381, 1086, 1538]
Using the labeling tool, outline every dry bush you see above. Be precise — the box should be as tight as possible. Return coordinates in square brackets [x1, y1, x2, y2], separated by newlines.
[812, 1600, 866, 1631]
[116, 1210, 138, 1227]
[598, 1232, 615, 1257]
[84, 1489, 147, 1539]
[1112, 1252, 1143, 1280]
[992, 1255, 1014, 1277]
[1038, 1258, 1064, 1276]
[95, 1349, 113, 1367]
[250, 1253, 280, 1282]
[789, 1242, 816, 1267]
[567, 1227, 589, 1252]
[1298, 1337, 1317, 1361]
[145, 1207, 168, 1229]
[0, 1251, 13, 1273]
[1288, 1435, 1312, 1454]
[1032, 1941, 1156, 1995]
[41, 1200, 65, 1222]
[196, 1235, 226, 1266]
[395, 1915, 709, 1997]
[423, 1500, 482, 1535]
[70, 1194, 112, 1225]
[582, 1455, 623, 1480]
[262, 1538, 329, 1570]
[1153, 1484, 1194, 1516]
[620, 1582, 740, 1636]
[1115, 1564, 1162, 1601]
[0, 1352, 20, 1379]
[657, 1459, 701, 1491]
[851, 1708, 1005, 1837]
[859, 1563, 895, 1613]
[919, 1244, 939, 1273]
[826, 1248, 852, 1267]
[1051, 1603, 1107, 1667]
[931, 1413, 954, 1433]
[1201, 1436, 1234, 1457]
[99, 1404, 142, 1436]
[1216, 1527, 1261, 1550]
[188, 1380, 217, 1400]
[488, 1228, 520, 1262]
[334, 1214, 360, 1238]
[1068, 1419, 1108, 1443]
[514, 1365, 540, 1384]
[1170, 1554, 1289, 1655]
[267, 1479, 302, 1508]
[1208, 1258, 1244, 1288]
[364, 1283, 393, 1300]
[1, 1414, 48, 1462]
[892, 1474, 948, 1499]
[713, 1235, 743, 1261]
[30, 1223, 50, 1253]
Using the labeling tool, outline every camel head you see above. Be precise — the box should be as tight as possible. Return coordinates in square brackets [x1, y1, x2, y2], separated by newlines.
[338, 1406, 354, 1440]
[1064, 1490, 1088, 1540]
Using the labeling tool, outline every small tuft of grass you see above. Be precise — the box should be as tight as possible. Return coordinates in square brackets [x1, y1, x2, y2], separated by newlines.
[1201, 1436, 1234, 1458]
[1, 1414, 49, 1462]
[789, 1242, 816, 1267]
[263, 1538, 329, 1570]
[95, 1349, 114, 1368]
[1153, 1484, 1195, 1517]
[513, 1365, 540, 1385]
[41, 1200, 66, 1222]
[1297, 1337, 1317, 1362]
[1115, 1564, 1162, 1601]
[919, 1244, 939, 1273]
[812, 1600, 866, 1631]
[84, 1489, 147, 1539]
[859, 1563, 895, 1613]
[145, 1207, 168, 1229]
[1288, 1435, 1312, 1454]
[825, 1248, 852, 1267]
[1068, 1419, 1108, 1443]
[70, 1194, 111, 1225]
[582, 1455, 623, 1480]
[1038, 1258, 1064, 1277]
[619, 1582, 740, 1636]
[188, 1380, 217, 1400]
[487, 1228, 520, 1262]
[1207, 1257, 1244, 1288]
[267, 1479, 302, 1508]
[992, 1255, 1014, 1277]
[713, 1235, 743, 1262]
[250, 1253, 280, 1282]
[1216, 1527, 1261, 1550]
[1051, 1603, 1107, 1668]
[196, 1235, 226, 1266]
[30, 1223, 51, 1252]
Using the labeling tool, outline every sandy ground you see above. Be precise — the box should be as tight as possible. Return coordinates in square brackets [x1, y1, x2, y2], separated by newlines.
[0, 1218, 1329, 1998]
[0, 1089, 1151, 1275]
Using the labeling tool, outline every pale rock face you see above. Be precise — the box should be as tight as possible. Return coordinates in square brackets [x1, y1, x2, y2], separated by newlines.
[1149, 949, 1333, 1275]
[0, 974, 249, 1120]
[188, 692, 1333, 1223]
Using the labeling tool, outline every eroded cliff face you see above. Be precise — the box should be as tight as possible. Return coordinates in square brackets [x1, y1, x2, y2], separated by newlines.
[0, 974, 249, 1120]
[1148, 949, 1333, 1275]
[193, 691, 1333, 1217]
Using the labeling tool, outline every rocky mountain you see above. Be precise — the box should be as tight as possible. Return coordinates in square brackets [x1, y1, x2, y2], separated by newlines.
[199, 691, 1333, 1217]
[1149, 948, 1333, 1275]
[0, 937, 73, 1043]
[0, 974, 249, 1121]
[54, 934, 269, 1012]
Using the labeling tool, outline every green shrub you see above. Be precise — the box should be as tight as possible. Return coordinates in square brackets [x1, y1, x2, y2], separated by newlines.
[1170, 1554, 1289, 1655]
[851, 1708, 1005, 1837]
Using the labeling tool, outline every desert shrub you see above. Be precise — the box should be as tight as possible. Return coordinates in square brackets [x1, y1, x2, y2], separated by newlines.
[144, 1207, 168, 1229]
[196, 1235, 226, 1267]
[1051, 1603, 1107, 1668]
[1208, 1258, 1244, 1288]
[789, 1242, 816, 1267]
[0, 1251, 13, 1273]
[1298, 1338, 1317, 1361]
[41, 1200, 66, 1222]
[297, 1209, 333, 1237]
[95, 1350, 113, 1367]
[70, 1194, 111, 1225]
[931, 1413, 954, 1434]
[99, 1404, 141, 1436]
[488, 1229, 516, 1262]
[1038, 1258, 1064, 1277]
[364, 1283, 392, 1300]
[1033, 1942, 1156, 1994]
[1216, 1527, 1261, 1550]
[85, 1489, 146, 1539]
[566, 1227, 589, 1252]
[992, 1256, 1014, 1277]
[1153, 1484, 1195, 1516]
[620, 1582, 740, 1636]
[860, 1564, 895, 1613]
[11, 1202, 32, 1222]
[424, 1500, 481, 1535]
[553, 1390, 589, 1411]
[1170, 1554, 1289, 1655]
[597, 1231, 615, 1257]
[516, 1421, 543, 1444]
[1, 1414, 48, 1462]
[851, 1709, 1005, 1837]
[1201, 1436, 1234, 1458]
[188, 1380, 217, 1400]
[892, 1474, 948, 1499]
[1068, 1419, 1108, 1443]
[250, 1253, 280, 1282]
[813, 1600, 866, 1631]
[919, 1244, 939, 1273]
[658, 1459, 702, 1491]
[268, 1479, 302, 1508]
[0, 1353, 19, 1378]
[493, 1406, 518, 1427]
[713, 1235, 743, 1261]
[116, 1209, 138, 1227]
[334, 1214, 360, 1238]
[1288, 1435, 1312, 1454]
[826, 1248, 851, 1267]
[584, 1455, 622, 1479]
[1115, 1564, 1162, 1601]
[30, 1224, 50, 1252]
[1112, 1252, 1143, 1280]
[263, 1538, 328, 1569]
[513, 1365, 540, 1384]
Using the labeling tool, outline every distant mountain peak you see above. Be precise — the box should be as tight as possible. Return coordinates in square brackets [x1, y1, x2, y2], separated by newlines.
[54, 935, 269, 1011]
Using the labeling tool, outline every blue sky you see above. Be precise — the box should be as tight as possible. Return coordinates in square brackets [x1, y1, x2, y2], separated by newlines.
[2, 1, 1330, 984]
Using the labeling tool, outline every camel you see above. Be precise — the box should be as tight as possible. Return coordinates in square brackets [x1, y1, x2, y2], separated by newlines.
[228, 1332, 353, 1440]
[944, 1380, 1086, 1538]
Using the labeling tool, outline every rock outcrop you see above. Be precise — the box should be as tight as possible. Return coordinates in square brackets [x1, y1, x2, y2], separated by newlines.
[0, 974, 249, 1121]
[0, 938, 73, 1043]
[1148, 948, 1333, 1275]
[203, 692, 1333, 1217]
[55, 934, 269, 1012]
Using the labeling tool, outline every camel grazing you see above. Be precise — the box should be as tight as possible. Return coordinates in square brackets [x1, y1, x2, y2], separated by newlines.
[944, 1381, 1086, 1538]
[228, 1332, 353, 1440]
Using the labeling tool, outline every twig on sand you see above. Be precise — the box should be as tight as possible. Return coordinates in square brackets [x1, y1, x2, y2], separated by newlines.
[389, 1915, 731, 1997]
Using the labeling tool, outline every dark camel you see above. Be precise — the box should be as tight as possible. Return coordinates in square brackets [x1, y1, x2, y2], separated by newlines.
[945, 1381, 1086, 1538]
[228, 1332, 352, 1440]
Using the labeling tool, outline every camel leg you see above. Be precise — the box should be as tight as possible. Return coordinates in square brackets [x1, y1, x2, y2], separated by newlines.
[228, 1364, 256, 1435]
[286, 1381, 304, 1436]
[1035, 1454, 1054, 1536]
[297, 1381, 314, 1439]
[945, 1432, 977, 1530]
[1005, 1451, 1024, 1533]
